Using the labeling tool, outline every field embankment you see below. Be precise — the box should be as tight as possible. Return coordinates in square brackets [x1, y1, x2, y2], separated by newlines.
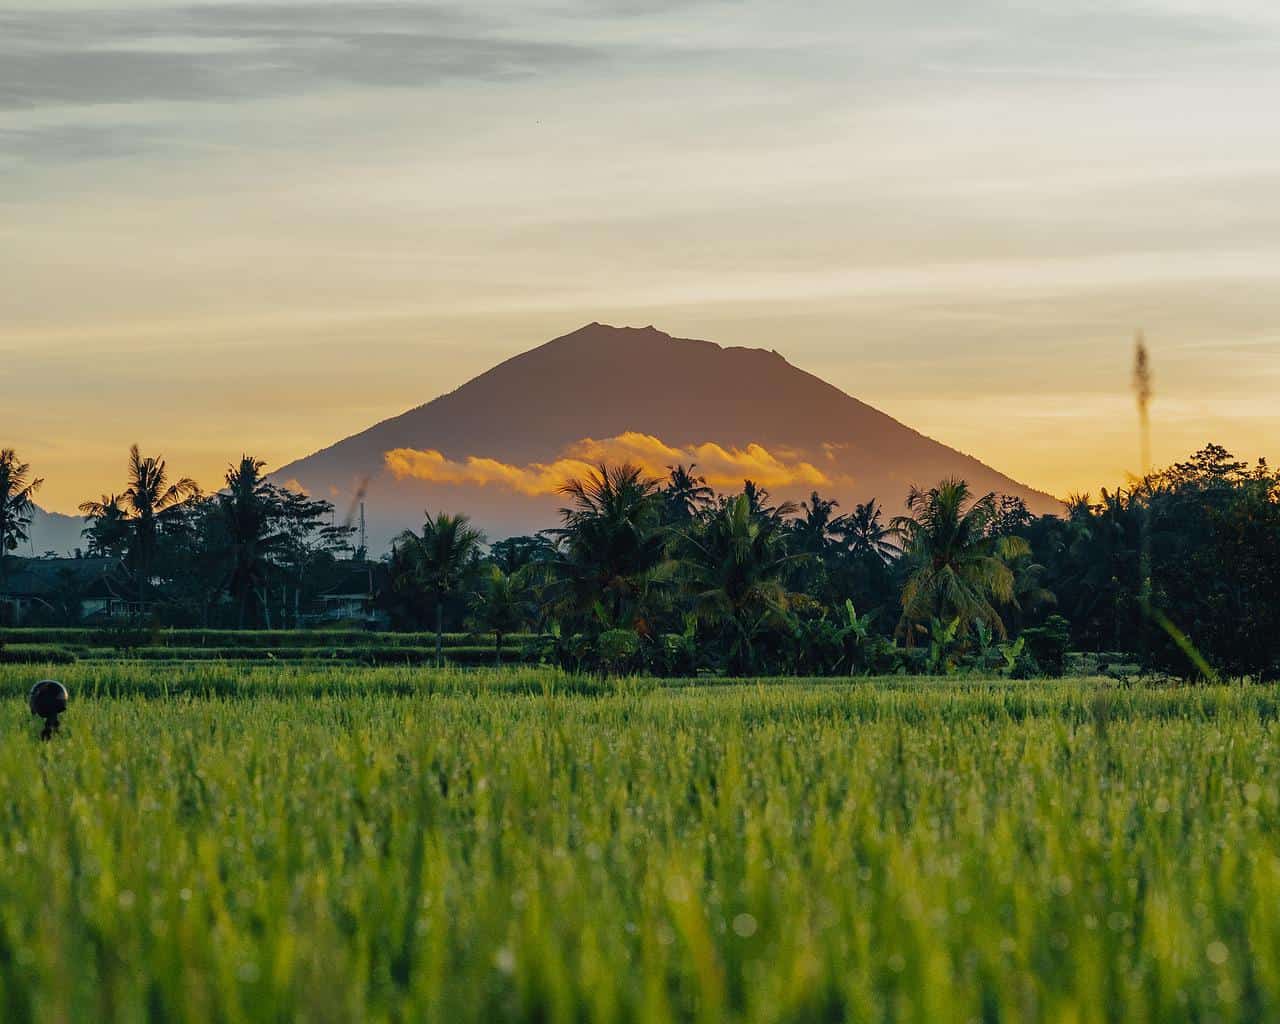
[0, 628, 543, 667]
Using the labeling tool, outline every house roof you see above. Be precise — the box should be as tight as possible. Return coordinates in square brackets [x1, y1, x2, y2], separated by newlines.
[1, 557, 121, 598]
[318, 561, 386, 599]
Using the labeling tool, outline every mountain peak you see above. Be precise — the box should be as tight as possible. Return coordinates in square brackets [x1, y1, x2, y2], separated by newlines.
[560, 321, 688, 345]
[543, 323, 799, 368]
[272, 322, 1061, 547]
[579, 321, 663, 334]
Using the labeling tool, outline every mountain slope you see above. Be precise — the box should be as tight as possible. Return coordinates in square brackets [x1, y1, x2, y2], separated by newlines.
[26, 505, 85, 557]
[274, 323, 1061, 547]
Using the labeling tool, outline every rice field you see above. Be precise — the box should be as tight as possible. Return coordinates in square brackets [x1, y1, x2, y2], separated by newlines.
[2, 663, 1278, 1022]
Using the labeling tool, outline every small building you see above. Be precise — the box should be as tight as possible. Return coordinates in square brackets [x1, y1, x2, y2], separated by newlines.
[306, 562, 389, 627]
[0, 557, 124, 625]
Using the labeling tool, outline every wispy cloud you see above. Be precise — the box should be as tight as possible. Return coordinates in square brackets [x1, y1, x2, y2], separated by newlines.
[4, 0, 1273, 114]
[0, 3, 602, 111]
[385, 432, 833, 495]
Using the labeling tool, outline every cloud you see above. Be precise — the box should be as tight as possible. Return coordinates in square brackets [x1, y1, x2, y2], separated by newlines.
[384, 431, 833, 496]
[0, 4, 600, 112]
[6, 0, 1267, 114]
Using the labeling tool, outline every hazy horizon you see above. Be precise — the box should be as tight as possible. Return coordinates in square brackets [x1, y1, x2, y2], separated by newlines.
[5, 0, 1279, 512]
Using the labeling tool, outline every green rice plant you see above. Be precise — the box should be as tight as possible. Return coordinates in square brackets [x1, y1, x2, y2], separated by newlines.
[0, 667, 1277, 1021]
[0, 644, 78, 664]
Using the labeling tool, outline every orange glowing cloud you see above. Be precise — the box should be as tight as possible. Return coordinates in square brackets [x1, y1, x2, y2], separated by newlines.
[384, 432, 833, 496]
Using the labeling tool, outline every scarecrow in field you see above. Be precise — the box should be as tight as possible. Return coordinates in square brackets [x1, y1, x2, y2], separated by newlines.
[29, 679, 68, 741]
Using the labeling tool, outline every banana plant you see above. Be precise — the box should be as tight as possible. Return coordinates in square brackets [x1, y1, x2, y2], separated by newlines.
[926, 616, 962, 675]
[972, 621, 997, 672]
[997, 636, 1025, 677]
[838, 599, 877, 676]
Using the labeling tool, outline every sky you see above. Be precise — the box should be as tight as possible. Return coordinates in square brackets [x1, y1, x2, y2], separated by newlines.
[3, 0, 1278, 513]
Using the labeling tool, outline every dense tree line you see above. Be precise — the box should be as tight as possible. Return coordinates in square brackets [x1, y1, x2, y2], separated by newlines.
[3, 442, 1277, 679]
[388, 444, 1280, 681]
[3, 446, 355, 628]
[1022, 445, 1280, 679]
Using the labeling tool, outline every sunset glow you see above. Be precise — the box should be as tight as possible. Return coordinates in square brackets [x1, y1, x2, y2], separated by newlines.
[4, 1, 1279, 511]
[386, 432, 834, 496]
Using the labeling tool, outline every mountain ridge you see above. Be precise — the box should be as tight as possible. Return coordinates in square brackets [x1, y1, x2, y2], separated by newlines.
[24, 505, 85, 557]
[272, 322, 1061, 548]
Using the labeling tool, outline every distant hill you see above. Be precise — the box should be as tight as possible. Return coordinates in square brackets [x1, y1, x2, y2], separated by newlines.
[26, 505, 85, 557]
[273, 323, 1061, 550]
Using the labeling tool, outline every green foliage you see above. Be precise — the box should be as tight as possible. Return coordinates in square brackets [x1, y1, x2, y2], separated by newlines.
[596, 627, 641, 675]
[78, 445, 200, 602]
[1031, 446, 1280, 680]
[70, 449, 353, 629]
[892, 480, 1025, 641]
[998, 635, 1026, 676]
[219, 455, 280, 627]
[467, 565, 533, 664]
[924, 616, 962, 675]
[0, 449, 42, 580]
[546, 463, 670, 634]
[17, 446, 1280, 681]
[648, 616, 699, 678]
[661, 463, 714, 524]
[967, 621, 1025, 676]
[678, 493, 797, 674]
[785, 599, 882, 676]
[1022, 614, 1071, 678]
[393, 512, 486, 665]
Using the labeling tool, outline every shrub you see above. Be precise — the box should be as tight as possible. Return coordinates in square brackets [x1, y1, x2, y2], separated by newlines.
[647, 631, 698, 677]
[597, 629, 641, 676]
[1022, 616, 1071, 677]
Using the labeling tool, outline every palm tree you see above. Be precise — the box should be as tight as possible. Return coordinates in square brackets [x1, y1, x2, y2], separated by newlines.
[662, 463, 714, 523]
[792, 492, 841, 554]
[739, 480, 797, 525]
[1057, 488, 1138, 650]
[80, 494, 130, 559]
[890, 479, 1028, 643]
[678, 493, 800, 674]
[1004, 549, 1057, 633]
[834, 499, 896, 563]
[784, 491, 841, 602]
[219, 456, 283, 628]
[0, 449, 42, 588]
[80, 445, 198, 604]
[547, 463, 670, 634]
[468, 565, 532, 665]
[395, 512, 485, 666]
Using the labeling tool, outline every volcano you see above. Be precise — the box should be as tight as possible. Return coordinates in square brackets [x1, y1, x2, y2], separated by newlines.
[272, 323, 1060, 549]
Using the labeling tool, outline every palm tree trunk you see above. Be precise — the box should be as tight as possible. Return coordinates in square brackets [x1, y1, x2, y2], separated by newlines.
[137, 548, 148, 609]
[435, 600, 444, 668]
[136, 516, 154, 612]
